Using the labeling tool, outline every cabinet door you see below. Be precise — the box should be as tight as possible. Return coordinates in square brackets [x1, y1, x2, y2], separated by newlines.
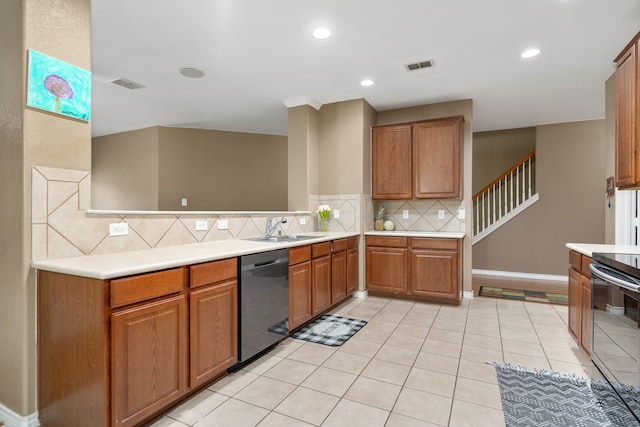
[410, 249, 459, 303]
[580, 274, 592, 357]
[289, 261, 312, 331]
[190, 280, 237, 388]
[346, 247, 359, 295]
[331, 250, 347, 304]
[615, 41, 639, 188]
[568, 267, 581, 342]
[413, 117, 462, 198]
[372, 125, 412, 199]
[312, 255, 332, 316]
[366, 246, 408, 293]
[111, 295, 187, 427]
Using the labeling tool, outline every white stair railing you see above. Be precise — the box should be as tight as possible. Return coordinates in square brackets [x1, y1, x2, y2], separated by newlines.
[473, 151, 537, 243]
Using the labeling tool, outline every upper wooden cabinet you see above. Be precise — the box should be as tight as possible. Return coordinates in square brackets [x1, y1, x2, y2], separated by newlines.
[372, 116, 463, 200]
[372, 124, 412, 199]
[615, 32, 640, 189]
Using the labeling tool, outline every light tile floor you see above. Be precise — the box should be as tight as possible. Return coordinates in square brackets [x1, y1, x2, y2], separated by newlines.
[149, 295, 595, 427]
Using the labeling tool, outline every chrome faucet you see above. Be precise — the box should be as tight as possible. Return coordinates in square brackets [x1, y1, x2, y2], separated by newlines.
[264, 215, 287, 238]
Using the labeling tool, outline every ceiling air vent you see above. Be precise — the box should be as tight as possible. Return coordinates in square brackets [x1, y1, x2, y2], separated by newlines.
[111, 78, 146, 90]
[404, 59, 434, 72]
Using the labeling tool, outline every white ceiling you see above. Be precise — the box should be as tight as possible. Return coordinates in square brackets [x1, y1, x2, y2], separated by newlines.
[90, 0, 640, 138]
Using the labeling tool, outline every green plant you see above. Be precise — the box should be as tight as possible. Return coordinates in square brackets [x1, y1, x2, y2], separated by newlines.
[375, 205, 386, 220]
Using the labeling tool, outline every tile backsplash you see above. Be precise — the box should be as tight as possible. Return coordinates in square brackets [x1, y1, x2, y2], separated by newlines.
[32, 166, 361, 261]
[368, 199, 465, 233]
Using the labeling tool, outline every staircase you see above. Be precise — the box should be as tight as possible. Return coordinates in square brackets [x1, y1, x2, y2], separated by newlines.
[472, 150, 538, 244]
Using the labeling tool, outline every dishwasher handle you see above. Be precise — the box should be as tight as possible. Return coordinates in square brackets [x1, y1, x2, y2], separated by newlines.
[241, 256, 289, 272]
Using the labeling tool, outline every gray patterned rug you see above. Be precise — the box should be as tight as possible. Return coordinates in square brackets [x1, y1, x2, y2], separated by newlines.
[489, 362, 640, 426]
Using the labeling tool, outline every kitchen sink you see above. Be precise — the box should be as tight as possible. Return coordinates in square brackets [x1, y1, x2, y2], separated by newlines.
[244, 235, 318, 243]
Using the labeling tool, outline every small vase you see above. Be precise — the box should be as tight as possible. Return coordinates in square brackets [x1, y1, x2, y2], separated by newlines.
[320, 217, 329, 232]
[374, 219, 384, 231]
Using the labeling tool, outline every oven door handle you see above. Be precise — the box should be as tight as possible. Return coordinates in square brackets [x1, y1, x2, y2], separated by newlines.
[590, 263, 640, 293]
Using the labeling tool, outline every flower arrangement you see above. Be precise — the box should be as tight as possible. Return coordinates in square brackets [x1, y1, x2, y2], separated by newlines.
[317, 204, 331, 232]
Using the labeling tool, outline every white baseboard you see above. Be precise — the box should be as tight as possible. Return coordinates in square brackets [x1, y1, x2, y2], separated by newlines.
[0, 404, 39, 427]
[353, 290, 368, 299]
[472, 269, 567, 283]
[462, 290, 474, 299]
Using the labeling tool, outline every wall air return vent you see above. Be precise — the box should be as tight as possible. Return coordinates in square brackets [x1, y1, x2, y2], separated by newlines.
[111, 78, 146, 90]
[404, 59, 434, 72]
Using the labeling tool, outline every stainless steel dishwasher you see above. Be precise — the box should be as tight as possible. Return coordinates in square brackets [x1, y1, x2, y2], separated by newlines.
[237, 249, 289, 365]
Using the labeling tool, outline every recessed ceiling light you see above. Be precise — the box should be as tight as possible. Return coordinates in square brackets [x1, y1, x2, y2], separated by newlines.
[521, 48, 541, 59]
[179, 67, 205, 78]
[312, 28, 331, 40]
[361, 79, 374, 87]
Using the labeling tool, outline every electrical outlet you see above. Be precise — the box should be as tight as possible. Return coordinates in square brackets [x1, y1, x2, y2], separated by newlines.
[458, 209, 466, 220]
[438, 210, 445, 219]
[217, 219, 228, 230]
[181, 198, 188, 207]
[402, 210, 409, 219]
[109, 223, 129, 236]
[300, 218, 306, 225]
[196, 220, 208, 231]
[333, 209, 340, 219]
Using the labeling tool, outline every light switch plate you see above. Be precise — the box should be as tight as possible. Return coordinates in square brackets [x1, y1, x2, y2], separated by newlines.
[402, 210, 409, 219]
[196, 220, 208, 231]
[300, 218, 306, 225]
[109, 223, 129, 236]
[217, 219, 228, 230]
[458, 209, 466, 220]
[181, 198, 188, 207]
[438, 210, 445, 219]
[333, 209, 340, 219]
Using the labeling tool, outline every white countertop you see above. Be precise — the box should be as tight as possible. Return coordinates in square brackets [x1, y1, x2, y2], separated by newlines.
[365, 231, 465, 239]
[566, 243, 640, 257]
[32, 232, 359, 280]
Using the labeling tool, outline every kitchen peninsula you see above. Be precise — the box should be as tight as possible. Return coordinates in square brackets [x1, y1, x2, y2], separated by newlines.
[33, 232, 359, 427]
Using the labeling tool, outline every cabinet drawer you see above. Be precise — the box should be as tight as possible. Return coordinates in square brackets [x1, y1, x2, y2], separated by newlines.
[111, 267, 186, 308]
[366, 236, 408, 248]
[581, 255, 592, 279]
[290, 245, 311, 265]
[347, 236, 358, 249]
[569, 250, 582, 271]
[410, 238, 459, 251]
[190, 258, 237, 288]
[332, 238, 348, 252]
[312, 241, 331, 258]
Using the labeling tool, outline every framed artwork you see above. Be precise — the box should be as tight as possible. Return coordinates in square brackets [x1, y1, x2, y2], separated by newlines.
[26, 49, 91, 122]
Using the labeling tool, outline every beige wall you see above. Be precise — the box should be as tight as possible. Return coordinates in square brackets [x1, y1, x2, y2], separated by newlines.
[157, 127, 287, 211]
[92, 127, 287, 211]
[377, 100, 474, 294]
[92, 127, 160, 210]
[319, 100, 366, 194]
[473, 120, 606, 275]
[288, 105, 319, 210]
[1, 0, 91, 417]
[473, 127, 536, 194]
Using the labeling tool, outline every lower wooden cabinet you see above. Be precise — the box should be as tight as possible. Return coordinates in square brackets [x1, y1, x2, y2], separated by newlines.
[111, 295, 188, 427]
[38, 259, 238, 427]
[289, 245, 313, 331]
[289, 237, 360, 331]
[312, 252, 332, 316]
[366, 235, 461, 304]
[347, 245, 359, 295]
[568, 250, 592, 357]
[410, 238, 460, 304]
[189, 280, 237, 387]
